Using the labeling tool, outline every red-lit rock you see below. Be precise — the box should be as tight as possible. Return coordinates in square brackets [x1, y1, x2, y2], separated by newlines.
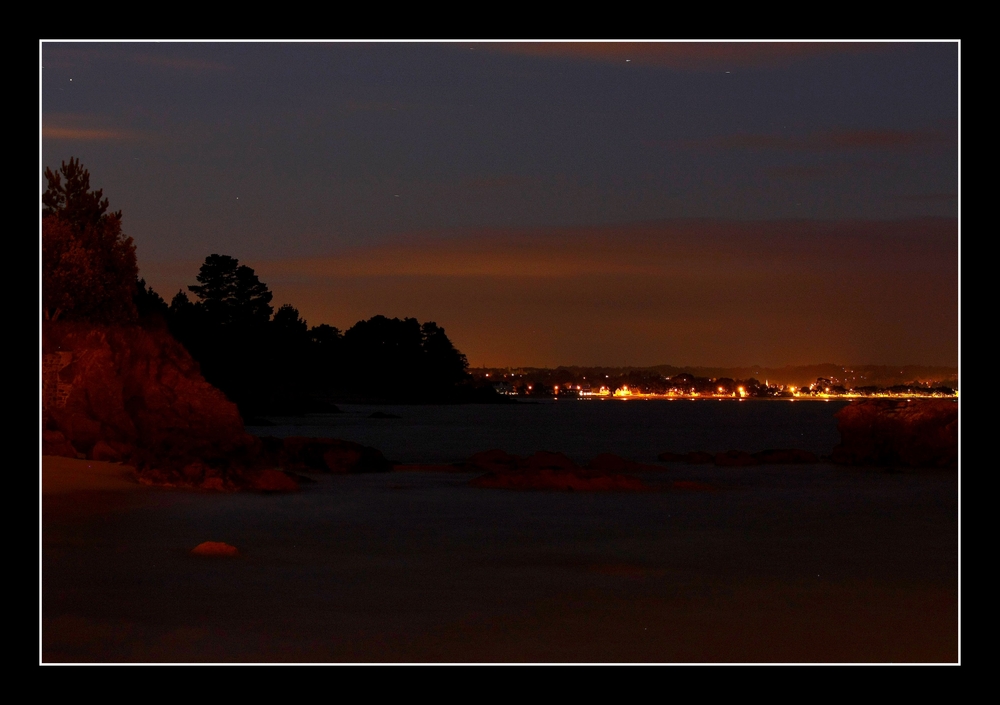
[200, 477, 226, 491]
[43, 320, 274, 489]
[42, 429, 79, 459]
[44, 320, 253, 463]
[250, 468, 300, 492]
[190, 541, 239, 557]
[832, 399, 958, 468]
[269, 436, 391, 473]
[89, 439, 132, 462]
[470, 468, 649, 492]
[322, 446, 364, 473]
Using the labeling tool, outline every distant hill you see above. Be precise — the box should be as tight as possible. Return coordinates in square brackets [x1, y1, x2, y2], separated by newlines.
[472, 364, 958, 389]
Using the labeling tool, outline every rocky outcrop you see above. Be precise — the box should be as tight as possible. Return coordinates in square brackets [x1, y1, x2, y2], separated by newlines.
[832, 399, 958, 468]
[258, 436, 392, 474]
[42, 320, 301, 491]
[190, 541, 240, 557]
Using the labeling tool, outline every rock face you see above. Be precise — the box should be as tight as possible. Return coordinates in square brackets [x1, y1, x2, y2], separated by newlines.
[190, 541, 240, 557]
[43, 320, 254, 466]
[832, 399, 958, 468]
[42, 319, 301, 491]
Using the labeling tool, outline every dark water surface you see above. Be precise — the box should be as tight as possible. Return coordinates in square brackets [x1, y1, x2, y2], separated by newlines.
[43, 400, 958, 663]
[43, 465, 957, 663]
[250, 398, 851, 464]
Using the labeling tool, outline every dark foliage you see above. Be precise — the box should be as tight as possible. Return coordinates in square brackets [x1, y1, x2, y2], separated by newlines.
[188, 254, 274, 327]
[341, 315, 470, 400]
[161, 255, 488, 415]
[42, 159, 138, 323]
[134, 277, 169, 319]
[43, 157, 118, 230]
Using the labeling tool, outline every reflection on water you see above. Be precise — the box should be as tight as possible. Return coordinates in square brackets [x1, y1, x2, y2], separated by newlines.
[250, 398, 852, 464]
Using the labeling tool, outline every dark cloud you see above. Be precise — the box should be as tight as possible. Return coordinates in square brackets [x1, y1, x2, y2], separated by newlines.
[42, 114, 147, 142]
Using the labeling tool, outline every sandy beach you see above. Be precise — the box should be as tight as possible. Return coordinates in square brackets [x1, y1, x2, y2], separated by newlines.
[42, 454, 958, 663]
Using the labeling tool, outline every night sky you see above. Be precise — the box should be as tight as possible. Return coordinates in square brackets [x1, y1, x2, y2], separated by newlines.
[40, 41, 958, 368]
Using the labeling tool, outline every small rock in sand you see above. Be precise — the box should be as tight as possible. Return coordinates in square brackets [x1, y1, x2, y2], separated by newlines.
[190, 541, 239, 557]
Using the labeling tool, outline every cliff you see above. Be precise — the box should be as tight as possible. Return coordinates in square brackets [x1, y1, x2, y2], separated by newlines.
[42, 319, 270, 488]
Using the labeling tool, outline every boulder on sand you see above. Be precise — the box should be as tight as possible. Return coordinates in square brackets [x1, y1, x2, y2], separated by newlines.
[266, 436, 392, 474]
[190, 541, 240, 557]
[42, 430, 80, 459]
[249, 468, 300, 492]
[831, 399, 958, 468]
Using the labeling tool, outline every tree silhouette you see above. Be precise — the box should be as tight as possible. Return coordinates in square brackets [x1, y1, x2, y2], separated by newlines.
[187, 254, 273, 327]
[160, 256, 486, 411]
[273, 304, 308, 338]
[42, 159, 137, 322]
[134, 277, 169, 319]
[43, 157, 118, 230]
[339, 315, 471, 399]
[421, 321, 469, 387]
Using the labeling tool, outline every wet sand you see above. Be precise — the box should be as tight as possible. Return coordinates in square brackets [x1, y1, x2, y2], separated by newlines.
[42, 457, 958, 663]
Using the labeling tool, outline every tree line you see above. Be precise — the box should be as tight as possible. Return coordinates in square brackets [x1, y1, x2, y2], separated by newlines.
[44, 158, 498, 417]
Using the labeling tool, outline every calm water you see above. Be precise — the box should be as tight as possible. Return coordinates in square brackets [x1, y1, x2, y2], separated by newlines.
[43, 462, 958, 662]
[46, 397, 960, 662]
[249, 398, 852, 464]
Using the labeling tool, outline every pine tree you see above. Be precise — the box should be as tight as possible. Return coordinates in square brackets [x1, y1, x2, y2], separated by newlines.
[188, 254, 273, 327]
[42, 158, 138, 322]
